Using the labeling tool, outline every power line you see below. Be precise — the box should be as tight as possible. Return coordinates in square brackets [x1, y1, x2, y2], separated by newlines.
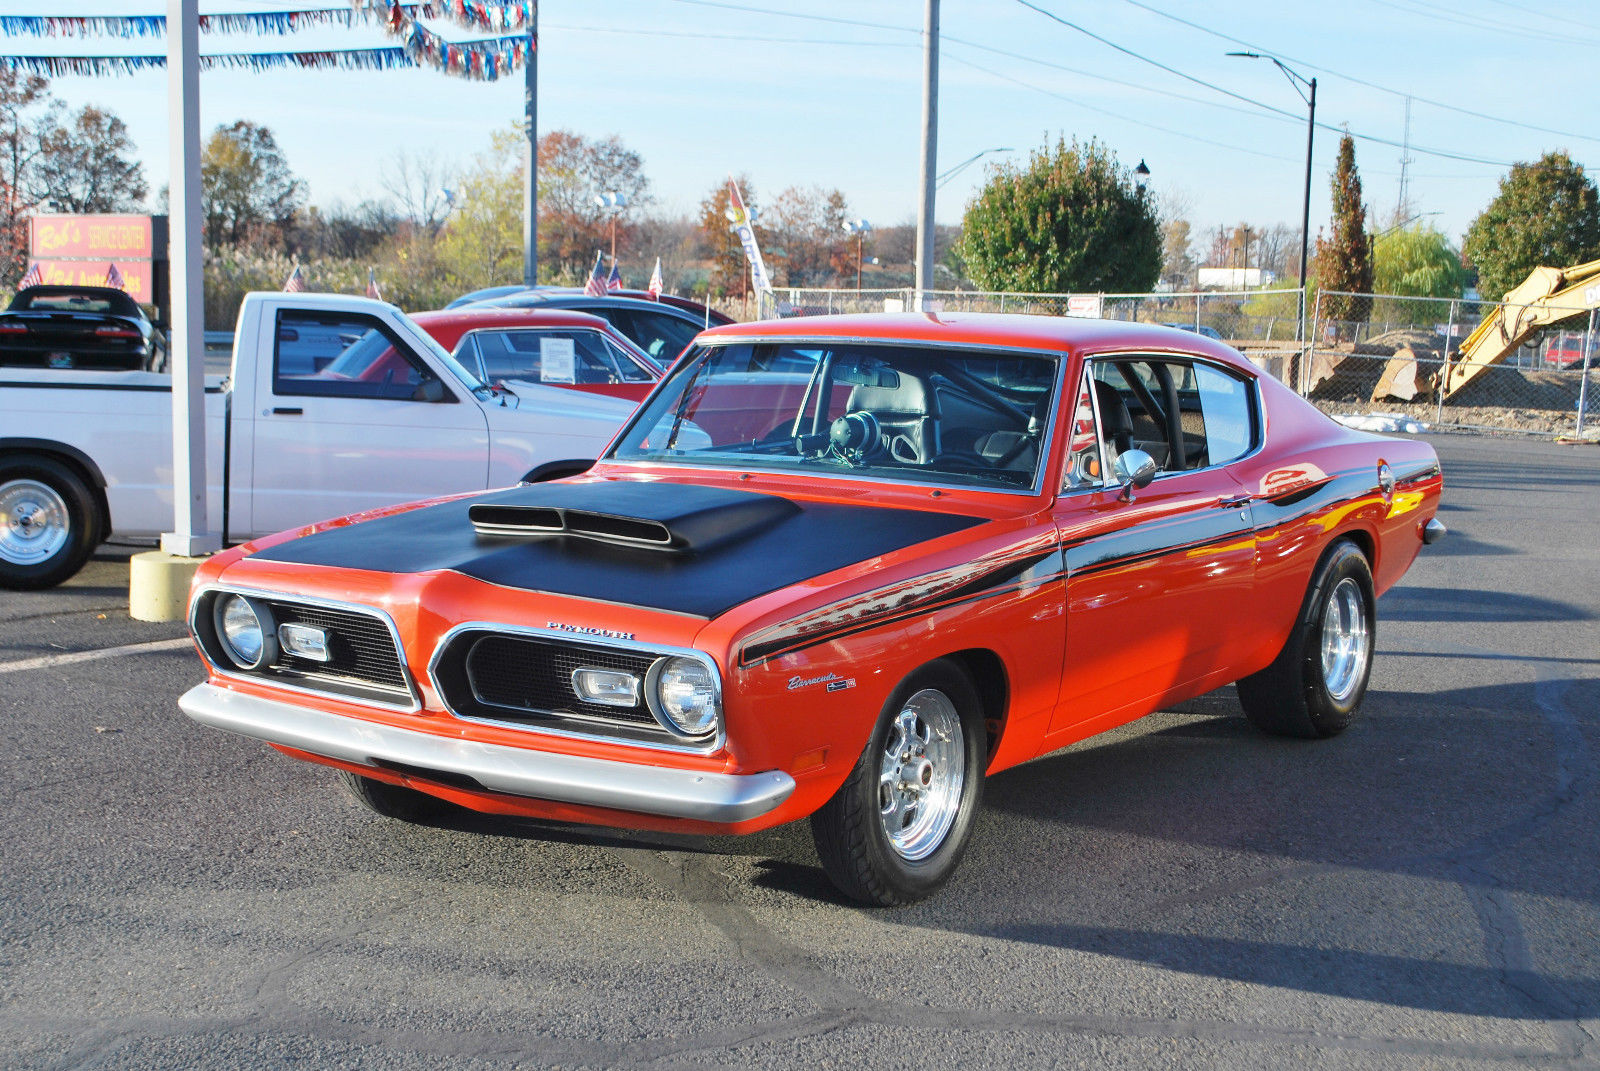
[1361, 0, 1600, 48]
[1118, 0, 1600, 149]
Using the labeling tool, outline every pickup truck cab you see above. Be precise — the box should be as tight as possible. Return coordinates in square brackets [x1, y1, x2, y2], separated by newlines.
[0, 292, 640, 588]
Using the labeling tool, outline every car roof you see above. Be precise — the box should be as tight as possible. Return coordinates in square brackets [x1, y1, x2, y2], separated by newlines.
[410, 306, 653, 359]
[488, 292, 717, 320]
[696, 312, 1249, 366]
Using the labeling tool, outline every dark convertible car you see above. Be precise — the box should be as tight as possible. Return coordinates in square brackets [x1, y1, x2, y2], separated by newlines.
[0, 285, 166, 371]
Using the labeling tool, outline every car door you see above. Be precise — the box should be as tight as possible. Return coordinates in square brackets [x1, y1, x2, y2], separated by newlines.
[1048, 354, 1260, 738]
[245, 307, 490, 536]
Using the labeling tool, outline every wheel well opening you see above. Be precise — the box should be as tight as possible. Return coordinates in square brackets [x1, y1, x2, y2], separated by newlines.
[1336, 527, 1376, 577]
[942, 648, 1008, 761]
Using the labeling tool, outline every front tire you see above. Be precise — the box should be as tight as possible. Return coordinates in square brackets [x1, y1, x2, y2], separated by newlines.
[811, 660, 986, 906]
[338, 769, 457, 823]
[1238, 540, 1375, 738]
[0, 455, 101, 590]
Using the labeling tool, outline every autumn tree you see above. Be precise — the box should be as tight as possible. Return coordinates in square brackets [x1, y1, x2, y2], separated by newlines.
[1160, 218, 1194, 288]
[959, 137, 1159, 294]
[1314, 134, 1373, 330]
[202, 121, 304, 250]
[766, 185, 849, 286]
[1462, 151, 1600, 301]
[538, 129, 652, 282]
[433, 127, 523, 292]
[0, 69, 48, 283]
[698, 176, 764, 300]
[29, 104, 147, 213]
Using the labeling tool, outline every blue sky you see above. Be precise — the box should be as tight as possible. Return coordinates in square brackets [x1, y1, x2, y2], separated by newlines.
[20, 0, 1600, 256]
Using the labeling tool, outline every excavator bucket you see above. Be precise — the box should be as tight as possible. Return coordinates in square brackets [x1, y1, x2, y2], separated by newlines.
[1441, 259, 1600, 401]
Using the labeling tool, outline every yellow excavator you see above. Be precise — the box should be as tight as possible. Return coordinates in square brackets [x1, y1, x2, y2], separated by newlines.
[1440, 258, 1600, 399]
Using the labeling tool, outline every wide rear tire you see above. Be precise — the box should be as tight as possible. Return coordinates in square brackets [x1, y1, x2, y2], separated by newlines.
[811, 660, 986, 906]
[1238, 540, 1375, 738]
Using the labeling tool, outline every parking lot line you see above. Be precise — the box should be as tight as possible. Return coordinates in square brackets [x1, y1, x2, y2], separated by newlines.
[0, 636, 193, 675]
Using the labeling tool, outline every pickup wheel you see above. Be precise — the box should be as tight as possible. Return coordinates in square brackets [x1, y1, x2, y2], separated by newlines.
[338, 769, 457, 823]
[0, 455, 100, 590]
[811, 660, 986, 906]
[1237, 540, 1375, 738]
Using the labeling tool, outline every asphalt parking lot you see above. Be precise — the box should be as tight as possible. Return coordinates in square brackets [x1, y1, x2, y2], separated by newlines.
[3, 433, 1597, 1069]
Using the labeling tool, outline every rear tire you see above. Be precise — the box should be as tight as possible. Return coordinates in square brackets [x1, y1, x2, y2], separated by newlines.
[338, 769, 456, 823]
[1238, 540, 1375, 738]
[0, 454, 101, 590]
[811, 660, 986, 906]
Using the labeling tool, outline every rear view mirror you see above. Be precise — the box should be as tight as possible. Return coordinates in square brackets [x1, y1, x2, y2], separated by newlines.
[1113, 449, 1157, 501]
[833, 358, 900, 389]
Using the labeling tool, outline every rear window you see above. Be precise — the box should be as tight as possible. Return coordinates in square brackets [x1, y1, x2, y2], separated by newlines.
[11, 288, 140, 317]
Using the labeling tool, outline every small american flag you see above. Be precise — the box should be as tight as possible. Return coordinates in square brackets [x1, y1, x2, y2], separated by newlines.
[605, 259, 623, 293]
[105, 262, 126, 290]
[647, 257, 663, 300]
[283, 265, 306, 293]
[18, 262, 42, 289]
[365, 268, 382, 301]
[583, 251, 607, 297]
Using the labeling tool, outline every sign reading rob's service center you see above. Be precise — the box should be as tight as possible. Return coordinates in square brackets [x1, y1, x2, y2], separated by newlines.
[28, 213, 168, 310]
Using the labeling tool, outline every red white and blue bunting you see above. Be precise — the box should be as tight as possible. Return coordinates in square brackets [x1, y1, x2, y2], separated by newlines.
[0, 3, 532, 38]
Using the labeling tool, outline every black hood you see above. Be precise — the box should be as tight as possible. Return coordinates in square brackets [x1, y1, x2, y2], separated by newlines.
[248, 481, 984, 620]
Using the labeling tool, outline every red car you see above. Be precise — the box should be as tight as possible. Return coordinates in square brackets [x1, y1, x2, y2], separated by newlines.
[179, 314, 1444, 905]
[411, 308, 663, 402]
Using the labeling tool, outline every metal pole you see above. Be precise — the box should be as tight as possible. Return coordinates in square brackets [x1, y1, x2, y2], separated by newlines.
[1298, 78, 1316, 346]
[159, 0, 217, 558]
[1437, 299, 1455, 426]
[522, 13, 538, 287]
[1577, 308, 1596, 439]
[913, 0, 939, 308]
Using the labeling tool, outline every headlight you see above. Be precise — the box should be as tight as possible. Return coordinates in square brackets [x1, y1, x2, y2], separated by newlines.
[647, 656, 720, 738]
[213, 593, 275, 670]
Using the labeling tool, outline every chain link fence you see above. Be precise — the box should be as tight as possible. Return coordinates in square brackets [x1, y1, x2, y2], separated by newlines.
[751, 284, 1600, 440]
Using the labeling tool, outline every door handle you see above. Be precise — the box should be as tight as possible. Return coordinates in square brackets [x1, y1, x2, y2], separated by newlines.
[271, 406, 303, 416]
[1217, 493, 1253, 508]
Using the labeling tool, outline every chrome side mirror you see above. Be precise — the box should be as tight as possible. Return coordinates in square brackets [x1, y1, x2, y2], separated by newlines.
[1112, 449, 1157, 501]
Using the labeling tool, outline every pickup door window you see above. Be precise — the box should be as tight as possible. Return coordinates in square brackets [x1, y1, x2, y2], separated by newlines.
[244, 309, 490, 537]
[1049, 355, 1259, 738]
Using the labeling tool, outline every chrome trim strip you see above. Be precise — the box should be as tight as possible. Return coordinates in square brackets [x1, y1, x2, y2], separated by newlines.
[1423, 517, 1447, 545]
[189, 583, 421, 713]
[428, 621, 726, 755]
[178, 683, 793, 824]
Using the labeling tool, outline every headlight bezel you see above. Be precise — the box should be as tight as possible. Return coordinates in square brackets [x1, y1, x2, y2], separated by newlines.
[212, 593, 276, 670]
[645, 654, 722, 740]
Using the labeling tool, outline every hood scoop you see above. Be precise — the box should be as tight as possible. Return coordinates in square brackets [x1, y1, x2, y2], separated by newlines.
[468, 482, 800, 553]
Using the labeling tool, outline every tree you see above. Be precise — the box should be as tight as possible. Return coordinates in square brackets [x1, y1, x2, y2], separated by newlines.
[29, 104, 147, 213]
[433, 127, 523, 291]
[201, 120, 304, 249]
[1160, 218, 1194, 288]
[537, 129, 652, 281]
[0, 69, 49, 283]
[380, 149, 456, 237]
[765, 185, 850, 286]
[1373, 223, 1466, 298]
[958, 137, 1160, 294]
[1314, 135, 1373, 330]
[1463, 151, 1600, 301]
[698, 176, 763, 300]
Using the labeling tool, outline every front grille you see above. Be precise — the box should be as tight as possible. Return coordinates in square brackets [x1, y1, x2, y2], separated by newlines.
[265, 601, 410, 692]
[465, 635, 660, 726]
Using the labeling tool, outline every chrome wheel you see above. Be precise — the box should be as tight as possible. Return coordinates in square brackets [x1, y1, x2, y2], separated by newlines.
[0, 478, 71, 566]
[878, 688, 966, 861]
[1320, 576, 1370, 704]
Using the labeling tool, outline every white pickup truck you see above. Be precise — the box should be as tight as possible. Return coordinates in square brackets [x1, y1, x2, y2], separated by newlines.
[0, 292, 640, 589]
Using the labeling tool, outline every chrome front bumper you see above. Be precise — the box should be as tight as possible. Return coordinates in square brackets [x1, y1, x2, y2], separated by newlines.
[179, 683, 795, 824]
[1423, 517, 1447, 544]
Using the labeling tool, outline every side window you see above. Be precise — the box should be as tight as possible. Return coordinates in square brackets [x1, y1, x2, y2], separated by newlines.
[1194, 364, 1255, 464]
[619, 310, 697, 365]
[274, 311, 445, 401]
[471, 329, 654, 386]
[1061, 370, 1106, 491]
[599, 337, 655, 382]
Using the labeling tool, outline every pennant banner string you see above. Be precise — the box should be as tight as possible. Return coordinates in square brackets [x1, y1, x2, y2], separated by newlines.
[0, 2, 533, 39]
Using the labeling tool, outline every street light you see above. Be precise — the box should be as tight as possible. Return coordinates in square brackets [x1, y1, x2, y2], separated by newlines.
[1229, 50, 1316, 343]
[1134, 158, 1150, 192]
[843, 218, 872, 291]
[593, 191, 627, 263]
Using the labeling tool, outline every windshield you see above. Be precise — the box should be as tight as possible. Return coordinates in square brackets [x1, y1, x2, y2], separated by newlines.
[609, 340, 1060, 492]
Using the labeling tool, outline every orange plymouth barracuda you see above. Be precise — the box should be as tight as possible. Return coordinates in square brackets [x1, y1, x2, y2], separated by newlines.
[180, 313, 1444, 905]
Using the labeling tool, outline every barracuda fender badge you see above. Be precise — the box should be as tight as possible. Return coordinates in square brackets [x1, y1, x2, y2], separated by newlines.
[788, 672, 857, 693]
[547, 621, 636, 641]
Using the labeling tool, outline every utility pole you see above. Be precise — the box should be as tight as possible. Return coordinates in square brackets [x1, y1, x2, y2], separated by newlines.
[913, 0, 938, 307]
[522, 9, 538, 287]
